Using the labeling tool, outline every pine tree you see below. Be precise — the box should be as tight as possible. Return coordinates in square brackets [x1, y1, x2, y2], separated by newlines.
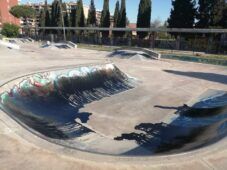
[118, 0, 127, 37]
[167, 0, 196, 29]
[87, 0, 97, 26]
[76, 0, 85, 27]
[196, 0, 212, 28]
[100, 0, 110, 37]
[137, 0, 152, 39]
[210, 0, 226, 28]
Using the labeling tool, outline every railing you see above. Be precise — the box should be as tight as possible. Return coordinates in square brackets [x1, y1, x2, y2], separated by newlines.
[32, 26, 227, 33]
[23, 26, 227, 54]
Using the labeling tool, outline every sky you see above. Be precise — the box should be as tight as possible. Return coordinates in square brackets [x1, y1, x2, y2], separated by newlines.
[20, 0, 172, 23]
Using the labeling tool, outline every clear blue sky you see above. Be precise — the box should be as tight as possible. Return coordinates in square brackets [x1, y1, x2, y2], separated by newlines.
[21, 0, 172, 23]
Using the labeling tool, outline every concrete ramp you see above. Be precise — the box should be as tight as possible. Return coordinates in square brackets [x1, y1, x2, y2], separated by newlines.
[41, 41, 77, 49]
[109, 47, 161, 60]
[0, 40, 20, 50]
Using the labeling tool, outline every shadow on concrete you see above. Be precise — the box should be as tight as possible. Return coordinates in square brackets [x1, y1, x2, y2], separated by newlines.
[115, 104, 227, 155]
[164, 70, 227, 85]
[107, 50, 150, 59]
[154, 104, 189, 111]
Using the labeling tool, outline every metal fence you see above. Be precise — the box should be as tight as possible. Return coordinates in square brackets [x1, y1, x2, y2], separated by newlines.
[30, 27, 227, 54]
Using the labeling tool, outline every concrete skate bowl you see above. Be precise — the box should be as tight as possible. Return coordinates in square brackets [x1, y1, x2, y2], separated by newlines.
[108, 47, 161, 60]
[0, 63, 227, 157]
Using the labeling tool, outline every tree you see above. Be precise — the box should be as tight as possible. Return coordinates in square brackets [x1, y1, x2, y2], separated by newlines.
[70, 8, 76, 34]
[167, 0, 196, 29]
[51, 0, 63, 34]
[44, 0, 51, 34]
[38, 9, 45, 35]
[113, 1, 120, 27]
[10, 5, 36, 35]
[151, 18, 162, 28]
[113, 1, 120, 37]
[222, 6, 227, 28]
[210, 0, 226, 28]
[70, 8, 76, 27]
[1, 23, 20, 37]
[137, 0, 152, 39]
[100, 0, 110, 37]
[10, 5, 36, 18]
[76, 0, 85, 27]
[196, 0, 212, 28]
[62, 2, 70, 37]
[118, 0, 127, 37]
[87, 0, 97, 26]
[39, 0, 50, 35]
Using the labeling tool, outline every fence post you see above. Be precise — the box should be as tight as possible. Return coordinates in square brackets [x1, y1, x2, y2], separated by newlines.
[207, 35, 213, 53]
[149, 32, 155, 49]
[128, 31, 132, 46]
[110, 35, 114, 46]
[50, 34, 54, 43]
[98, 31, 102, 45]
[176, 35, 181, 50]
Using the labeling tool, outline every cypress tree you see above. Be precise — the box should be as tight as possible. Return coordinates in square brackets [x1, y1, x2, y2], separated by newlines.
[62, 2, 70, 36]
[70, 7, 76, 35]
[44, 0, 50, 34]
[87, 0, 97, 26]
[76, 0, 85, 27]
[118, 0, 127, 37]
[196, 0, 212, 28]
[38, 9, 45, 35]
[113, 1, 120, 37]
[51, 0, 57, 27]
[113, 1, 120, 27]
[222, 6, 227, 28]
[210, 0, 226, 28]
[137, 0, 152, 39]
[167, 0, 196, 29]
[100, 0, 110, 37]
[51, 0, 63, 34]
[70, 8, 76, 27]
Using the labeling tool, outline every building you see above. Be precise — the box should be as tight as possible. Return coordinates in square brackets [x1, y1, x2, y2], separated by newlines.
[128, 23, 137, 36]
[0, 0, 20, 28]
[23, 1, 103, 28]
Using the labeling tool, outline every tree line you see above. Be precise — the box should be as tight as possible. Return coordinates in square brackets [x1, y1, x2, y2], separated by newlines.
[7, 0, 227, 39]
[38, 0, 151, 38]
[168, 0, 227, 29]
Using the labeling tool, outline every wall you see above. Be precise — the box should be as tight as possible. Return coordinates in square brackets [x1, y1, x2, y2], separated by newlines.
[0, 0, 20, 27]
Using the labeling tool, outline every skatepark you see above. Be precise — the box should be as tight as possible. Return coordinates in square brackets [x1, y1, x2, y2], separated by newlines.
[0, 40, 227, 169]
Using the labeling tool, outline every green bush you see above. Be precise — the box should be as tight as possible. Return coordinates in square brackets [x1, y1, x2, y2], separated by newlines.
[1, 23, 20, 37]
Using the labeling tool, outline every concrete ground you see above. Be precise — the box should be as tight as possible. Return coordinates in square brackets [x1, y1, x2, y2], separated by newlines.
[0, 41, 227, 169]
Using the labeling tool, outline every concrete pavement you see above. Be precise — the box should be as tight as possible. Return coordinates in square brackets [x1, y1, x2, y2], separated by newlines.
[0, 42, 227, 169]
